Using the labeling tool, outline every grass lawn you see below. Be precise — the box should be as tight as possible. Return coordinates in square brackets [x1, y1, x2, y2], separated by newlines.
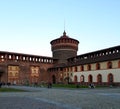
[52, 84, 88, 88]
[51, 84, 110, 89]
[0, 87, 26, 92]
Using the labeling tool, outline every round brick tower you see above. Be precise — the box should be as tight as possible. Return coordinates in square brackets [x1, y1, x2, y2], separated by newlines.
[50, 31, 79, 63]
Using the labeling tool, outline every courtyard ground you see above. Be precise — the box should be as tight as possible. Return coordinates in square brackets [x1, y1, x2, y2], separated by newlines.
[0, 86, 120, 109]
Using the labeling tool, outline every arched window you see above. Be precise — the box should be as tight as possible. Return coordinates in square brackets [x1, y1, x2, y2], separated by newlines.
[97, 74, 102, 83]
[74, 75, 78, 83]
[9, 72, 12, 76]
[108, 73, 113, 83]
[74, 66, 77, 72]
[87, 64, 91, 70]
[96, 63, 100, 70]
[88, 75, 93, 83]
[80, 65, 84, 71]
[118, 60, 120, 68]
[80, 75, 84, 82]
[107, 61, 112, 69]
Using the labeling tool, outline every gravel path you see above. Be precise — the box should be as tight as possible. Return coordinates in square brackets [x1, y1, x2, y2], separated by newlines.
[0, 86, 120, 109]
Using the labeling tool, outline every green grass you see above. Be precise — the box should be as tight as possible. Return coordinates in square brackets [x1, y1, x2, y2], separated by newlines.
[51, 84, 111, 89]
[0, 87, 26, 92]
[52, 84, 88, 88]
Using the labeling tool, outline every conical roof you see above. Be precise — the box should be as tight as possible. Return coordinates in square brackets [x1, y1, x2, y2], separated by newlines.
[60, 31, 69, 38]
[50, 31, 79, 45]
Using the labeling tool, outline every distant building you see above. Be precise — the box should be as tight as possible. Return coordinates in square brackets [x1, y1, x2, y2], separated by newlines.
[0, 31, 120, 86]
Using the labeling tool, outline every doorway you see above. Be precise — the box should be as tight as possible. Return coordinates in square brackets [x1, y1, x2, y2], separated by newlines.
[0, 72, 3, 82]
[52, 75, 56, 84]
[88, 75, 93, 83]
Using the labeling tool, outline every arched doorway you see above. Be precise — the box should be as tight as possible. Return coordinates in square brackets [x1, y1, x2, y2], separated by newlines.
[108, 73, 113, 83]
[52, 75, 56, 84]
[0, 71, 4, 82]
[88, 75, 93, 83]
[74, 75, 78, 83]
[64, 76, 69, 84]
[80, 75, 84, 82]
[97, 74, 102, 83]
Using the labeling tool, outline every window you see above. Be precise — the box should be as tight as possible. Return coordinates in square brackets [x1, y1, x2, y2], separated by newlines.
[41, 59, 43, 62]
[74, 66, 77, 72]
[36, 58, 38, 62]
[80, 65, 84, 71]
[107, 61, 112, 69]
[33, 58, 35, 61]
[29, 57, 32, 61]
[15, 72, 18, 76]
[16, 56, 19, 60]
[9, 72, 12, 76]
[96, 63, 100, 70]
[1, 55, 4, 58]
[9, 55, 12, 59]
[87, 64, 91, 70]
[23, 57, 25, 61]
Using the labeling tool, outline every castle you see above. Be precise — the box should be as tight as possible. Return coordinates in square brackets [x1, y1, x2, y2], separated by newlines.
[0, 31, 120, 86]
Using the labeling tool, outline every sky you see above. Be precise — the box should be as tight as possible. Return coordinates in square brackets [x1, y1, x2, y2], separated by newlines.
[0, 0, 120, 57]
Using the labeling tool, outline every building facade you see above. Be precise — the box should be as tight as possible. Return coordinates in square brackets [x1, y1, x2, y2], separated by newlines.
[0, 52, 54, 85]
[0, 31, 120, 86]
[63, 46, 120, 86]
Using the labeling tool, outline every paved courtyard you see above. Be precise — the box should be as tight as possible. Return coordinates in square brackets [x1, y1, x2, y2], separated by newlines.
[0, 86, 120, 109]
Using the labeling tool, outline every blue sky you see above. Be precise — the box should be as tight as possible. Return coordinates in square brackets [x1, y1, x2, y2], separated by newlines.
[0, 0, 120, 57]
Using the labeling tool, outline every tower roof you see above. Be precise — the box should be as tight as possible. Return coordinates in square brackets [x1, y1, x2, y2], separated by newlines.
[50, 31, 79, 45]
[60, 30, 69, 38]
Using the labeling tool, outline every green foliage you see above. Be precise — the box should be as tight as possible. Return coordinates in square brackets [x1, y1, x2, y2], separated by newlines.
[0, 87, 26, 92]
[52, 84, 88, 88]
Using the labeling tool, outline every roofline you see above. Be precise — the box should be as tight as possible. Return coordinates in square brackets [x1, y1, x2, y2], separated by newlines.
[50, 37, 79, 44]
[0, 50, 53, 59]
[69, 45, 120, 59]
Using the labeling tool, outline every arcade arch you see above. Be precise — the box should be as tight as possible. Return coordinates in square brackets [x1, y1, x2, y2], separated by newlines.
[74, 75, 78, 82]
[52, 75, 56, 84]
[108, 73, 114, 83]
[97, 74, 102, 83]
[88, 75, 93, 83]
